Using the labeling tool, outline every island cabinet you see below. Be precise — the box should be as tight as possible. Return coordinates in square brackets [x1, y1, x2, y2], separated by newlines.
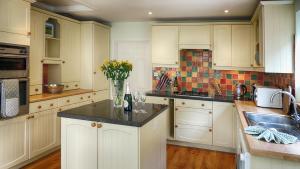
[61, 107, 167, 169]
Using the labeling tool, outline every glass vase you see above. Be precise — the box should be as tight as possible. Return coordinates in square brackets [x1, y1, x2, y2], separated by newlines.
[112, 80, 125, 107]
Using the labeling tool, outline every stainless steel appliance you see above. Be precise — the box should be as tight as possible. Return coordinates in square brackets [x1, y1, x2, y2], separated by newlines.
[0, 43, 29, 78]
[254, 86, 282, 108]
[0, 78, 29, 118]
[236, 83, 247, 99]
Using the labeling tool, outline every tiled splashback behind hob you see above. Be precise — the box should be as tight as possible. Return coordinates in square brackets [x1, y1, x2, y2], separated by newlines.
[152, 50, 294, 97]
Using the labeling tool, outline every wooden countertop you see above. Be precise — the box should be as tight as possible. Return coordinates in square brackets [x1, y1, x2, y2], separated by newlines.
[235, 100, 300, 162]
[30, 89, 93, 103]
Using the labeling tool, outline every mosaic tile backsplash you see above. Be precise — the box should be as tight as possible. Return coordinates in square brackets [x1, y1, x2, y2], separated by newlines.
[152, 50, 295, 97]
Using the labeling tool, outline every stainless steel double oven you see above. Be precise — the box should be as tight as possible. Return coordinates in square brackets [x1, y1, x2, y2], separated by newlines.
[0, 43, 29, 117]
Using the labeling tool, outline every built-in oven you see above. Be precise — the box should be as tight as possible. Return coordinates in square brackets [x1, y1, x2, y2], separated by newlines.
[0, 43, 29, 78]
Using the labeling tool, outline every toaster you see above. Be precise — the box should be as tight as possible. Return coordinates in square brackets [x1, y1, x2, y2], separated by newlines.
[254, 86, 282, 108]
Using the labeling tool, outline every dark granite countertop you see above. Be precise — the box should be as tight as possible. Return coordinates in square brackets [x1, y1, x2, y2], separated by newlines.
[146, 90, 251, 103]
[58, 99, 168, 127]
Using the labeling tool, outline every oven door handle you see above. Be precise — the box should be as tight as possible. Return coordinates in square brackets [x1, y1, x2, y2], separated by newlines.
[0, 54, 27, 58]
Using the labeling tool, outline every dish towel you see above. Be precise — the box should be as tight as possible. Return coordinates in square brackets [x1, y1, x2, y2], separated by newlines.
[1, 79, 19, 118]
[244, 126, 298, 144]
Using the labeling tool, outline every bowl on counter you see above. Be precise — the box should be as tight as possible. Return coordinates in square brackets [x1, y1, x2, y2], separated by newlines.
[44, 83, 64, 94]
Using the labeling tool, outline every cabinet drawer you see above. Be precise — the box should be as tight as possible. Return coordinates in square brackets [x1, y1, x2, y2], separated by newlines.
[29, 85, 42, 96]
[93, 90, 109, 102]
[146, 96, 169, 105]
[63, 82, 80, 91]
[30, 99, 58, 113]
[175, 107, 212, 127]
[175, 124, 212, 145]
[175, 99, 212, 109]
[58, 96, 76, 107]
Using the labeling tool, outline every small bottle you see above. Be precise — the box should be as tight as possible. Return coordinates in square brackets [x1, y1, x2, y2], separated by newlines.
[124, 82, 133, 112]
[173, 76, 179, 93]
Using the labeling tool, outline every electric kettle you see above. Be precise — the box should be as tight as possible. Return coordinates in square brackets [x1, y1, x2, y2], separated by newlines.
[236, 83, 247, 99]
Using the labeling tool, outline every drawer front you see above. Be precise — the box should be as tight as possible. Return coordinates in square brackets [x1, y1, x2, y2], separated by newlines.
[29, 85, 42, 96]
[175, 99, 212, 109]
[175, 124, 212, 145]
[146, 96, 169, 105]
[30, 99, 58, 113]
[93, 90, 109, 102]
[63, 82, 80, 91]
[175, 107, 212, 127]
[58, 96, 76, 107]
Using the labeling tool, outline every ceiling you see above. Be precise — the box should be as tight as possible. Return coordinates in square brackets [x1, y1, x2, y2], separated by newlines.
[34, 0, 262, 23]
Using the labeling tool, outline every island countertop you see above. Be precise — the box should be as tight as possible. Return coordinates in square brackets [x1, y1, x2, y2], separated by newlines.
[58, 99, 168, 127]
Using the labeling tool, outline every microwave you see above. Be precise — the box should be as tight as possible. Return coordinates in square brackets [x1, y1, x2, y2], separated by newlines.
[254, 86, 282, 108]
[0, 43, 29, 78]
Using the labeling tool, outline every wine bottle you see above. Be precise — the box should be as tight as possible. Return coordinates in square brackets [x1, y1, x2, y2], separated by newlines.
[124, 82, 133, 112]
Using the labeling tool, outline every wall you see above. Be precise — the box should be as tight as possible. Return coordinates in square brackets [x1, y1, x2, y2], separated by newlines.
[110, 22, 152, 91]
[153, 50, 295, 97]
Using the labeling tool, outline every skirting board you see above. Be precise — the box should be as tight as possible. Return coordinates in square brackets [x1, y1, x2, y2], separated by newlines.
[167, 140, 236, 154]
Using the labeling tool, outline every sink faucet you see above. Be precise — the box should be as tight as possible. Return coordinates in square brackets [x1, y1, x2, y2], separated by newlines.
[270, 91, 300, 122]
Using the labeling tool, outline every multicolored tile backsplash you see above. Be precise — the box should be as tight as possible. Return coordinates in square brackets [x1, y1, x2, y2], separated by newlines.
[152, 50, 295, 97]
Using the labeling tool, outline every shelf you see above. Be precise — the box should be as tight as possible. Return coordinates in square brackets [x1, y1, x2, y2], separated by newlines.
[45, 36, 60, 41]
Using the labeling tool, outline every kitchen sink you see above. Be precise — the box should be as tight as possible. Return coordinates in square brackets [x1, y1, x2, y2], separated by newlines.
[244, 112, 300, 139]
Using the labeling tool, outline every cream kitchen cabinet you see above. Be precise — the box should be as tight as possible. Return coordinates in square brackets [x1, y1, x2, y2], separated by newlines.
[213, 24, 252, 70]
[179, 25, 211, 49]
[152, 26, 179, 66]
[146, 96, 169, 105]
[93, 90, 110, 102]
[61, 109, 167, 169]
[61, 20, 81, 86]
[30, 10, 47, 94]
[213, 102, 235, 148]
[253, 1, 294, 73]
[213, 25, 232, 67]
[0, 116, 28, 169]
[28, 109, 57, 158]
[81, 22, 110, 92]
[232, 25, 252, 68]
[0, 0, 31, 45]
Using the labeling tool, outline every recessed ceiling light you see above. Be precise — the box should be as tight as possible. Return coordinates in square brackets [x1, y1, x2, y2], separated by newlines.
[224, 10, 229, 13]
[148, 11, 153, 15]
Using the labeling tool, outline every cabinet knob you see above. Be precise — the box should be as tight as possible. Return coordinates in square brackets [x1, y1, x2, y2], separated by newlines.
[27, 32, 31, 36]
[88, 96, 91, 98]
[93, 72, 97, 75]
[209, 129, 212, 132]
[41, 60, 44, 63]
[181, 102, 185, 105]
[50, 103, 54, 107]
[163, 98, 167, 101]
[75, 84, 78, 87]
[209, 111, 212, 114]
[27, 115, 34, 119]
[66, 100, 70, 103]
[35, 88, 39, 92]
[97, 123, 103, 128]
[59, 108, 62, 111]
[66, 85, 69, 88]
[175, 108, 178, 111]
[175, 61, 178, 64]
[232, 104, 236, 107]
[91, 122, 96, 127]
[62, 61, 66, 64]
[251, 64, 254, 67]
[93, 93, 96, 95]
[80, 97, 84, 100]
[175, 125, 178, 128]
[201, 104, 205, 107]
[38, 105, 42, 109]
[213, 63, 216, 66]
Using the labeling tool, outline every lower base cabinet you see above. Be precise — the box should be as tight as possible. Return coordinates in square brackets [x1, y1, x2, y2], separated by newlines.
[61, 109, 167, 169]
[28, 109, 57, 159]
[0, 116, 28, 169]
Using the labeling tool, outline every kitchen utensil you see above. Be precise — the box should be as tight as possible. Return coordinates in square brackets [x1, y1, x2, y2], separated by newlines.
[44, 83, 64, 94]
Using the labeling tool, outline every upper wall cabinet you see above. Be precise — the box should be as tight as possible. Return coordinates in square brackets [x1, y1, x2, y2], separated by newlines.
[80, 22, 110, 92]
[0, 0, 32, 45]
[179, 25, 211, 49]
[213, 24, 252, 70]
[152, 26, 179, 66]
[253, 1, 295, 73]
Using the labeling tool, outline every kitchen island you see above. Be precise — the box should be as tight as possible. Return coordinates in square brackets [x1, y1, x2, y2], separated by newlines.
[58, 100, 168, 169]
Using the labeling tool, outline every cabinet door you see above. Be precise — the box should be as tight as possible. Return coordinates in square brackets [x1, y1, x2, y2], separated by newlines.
[179, 25, 211, 44]
[28, 110, 57, 158]
[213, 102, 235, 148]
[93, 90, 109, 102]
[98, 123, 138, 169]
[61, 118, 98, 169]
[0, 116, 28, 169]
[213, 25, 232, 67]
[152, 26, 179, 65]
[61, 20, 81, 83]
[0, 0, 30, 35]
[232, 25, 252, 67]
[175, 124, 212, 145]
[93, 25, 110, 91]
[30, 11, 45, 87]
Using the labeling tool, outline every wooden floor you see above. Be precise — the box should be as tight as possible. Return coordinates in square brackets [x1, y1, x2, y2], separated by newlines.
[22, 145, 236, 169]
